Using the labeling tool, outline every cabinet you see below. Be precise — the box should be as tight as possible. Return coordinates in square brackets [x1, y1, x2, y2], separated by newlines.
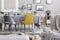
[1, 0, 18, 12]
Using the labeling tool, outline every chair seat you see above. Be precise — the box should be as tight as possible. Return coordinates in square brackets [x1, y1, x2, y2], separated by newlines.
[4, 22, 10, 24]
[22, 21, 33, 24]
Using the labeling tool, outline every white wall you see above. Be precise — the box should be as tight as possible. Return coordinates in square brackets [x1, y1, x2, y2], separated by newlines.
[0, 0, 60, 15]
[19, 0, 60, 15]
[0, 0, 1, 10]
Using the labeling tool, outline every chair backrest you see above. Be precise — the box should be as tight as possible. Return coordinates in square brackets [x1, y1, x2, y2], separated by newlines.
[23, 13, 34, 24]
[4, 16, 11, 22]
[34, 16, 39, 24]
[56, 15, 60, 30]
[51, 15, 57, 30]
[51, 15, 60, 30]
[4, 16, 16, 24]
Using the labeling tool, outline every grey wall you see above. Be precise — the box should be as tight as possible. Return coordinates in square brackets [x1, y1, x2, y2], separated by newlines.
[19, 0, 60, 15]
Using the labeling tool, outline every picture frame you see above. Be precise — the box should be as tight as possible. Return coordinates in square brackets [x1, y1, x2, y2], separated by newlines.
[33, 0, 41, 4]
[27, 4, 32, 10]
[36, 5, 44, 11]
[46, 0, 52, 4]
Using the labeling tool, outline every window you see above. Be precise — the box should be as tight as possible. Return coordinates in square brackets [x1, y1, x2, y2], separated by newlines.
[1, 0, 18, 12]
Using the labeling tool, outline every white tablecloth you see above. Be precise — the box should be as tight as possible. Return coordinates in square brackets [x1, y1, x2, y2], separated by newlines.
[0, 34, 29, 40]
[51, 32, 60, 40]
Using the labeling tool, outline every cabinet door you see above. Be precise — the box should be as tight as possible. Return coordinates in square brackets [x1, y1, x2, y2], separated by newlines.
[1, 0, 18, 12]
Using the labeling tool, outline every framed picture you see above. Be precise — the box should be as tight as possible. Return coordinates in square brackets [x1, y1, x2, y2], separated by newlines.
[46, 0, 52, 4]
[27, 4, 32, 10]
[33, 0, 41, 4]
[36, 5, 44, 11]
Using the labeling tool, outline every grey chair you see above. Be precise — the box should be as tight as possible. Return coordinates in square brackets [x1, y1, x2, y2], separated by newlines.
[56, 15, 60, 31]
[4, 16, 17, 31]
[12, 16, 24, 31]
[34, 16, 40, 29]
[0, 16, 4, 31]
[50, 15, 58, 30]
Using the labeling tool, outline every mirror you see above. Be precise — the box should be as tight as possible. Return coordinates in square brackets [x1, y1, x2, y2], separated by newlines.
[46, 0, 52, 4]
[27, 4, 32, 10]
[33, 0, 41, 4]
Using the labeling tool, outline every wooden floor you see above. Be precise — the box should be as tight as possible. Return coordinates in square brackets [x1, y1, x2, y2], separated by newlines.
[26, 34, 42, 40]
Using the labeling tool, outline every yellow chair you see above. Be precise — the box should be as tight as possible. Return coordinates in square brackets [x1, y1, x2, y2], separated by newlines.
[22, 13, 34, 33]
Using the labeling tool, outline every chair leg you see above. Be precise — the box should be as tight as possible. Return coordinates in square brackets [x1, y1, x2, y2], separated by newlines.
[15, 24, 17, 31]
[32, 24, 34, 33]
[9, 25, 10, 31]
[4, 24, 6, 31]
[17, 24, 20, 31]
[4, 25, 6, 31]
[9, 24, 12, 31]
[20, 24, 22, 31]
[24, 24, 25, 33]
[29, 24, 30, 32]
[2, 24, 4, 32]
[0, 23, 2, 31]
